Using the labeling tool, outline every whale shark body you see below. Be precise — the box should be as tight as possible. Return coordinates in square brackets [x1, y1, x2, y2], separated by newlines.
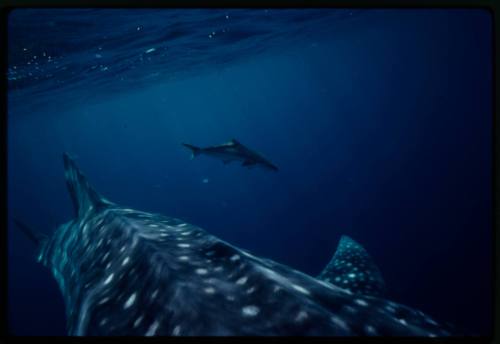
[182, 139, 278, 171]
[19, 153, 452, 336]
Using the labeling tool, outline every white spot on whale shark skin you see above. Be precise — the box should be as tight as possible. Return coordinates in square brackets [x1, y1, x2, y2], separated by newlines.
[178, 256, 190, 261]
[295, 311, 308, 323]
[386, 305, 397, 313]
[103, 273, 114, 285]
[98, 297, 110, 305]
[134, 315, 144, 328]
[425, 317, 439, 326]
[331, 315, 350, 331]
[242, 305, 260, 317]
[364, 325, 378, 335]
[151, 289, 159, 300]
[145, 320, 160, 336]
[172, 325, 181, 336]
[204, 287, 216, 294]
[354, 299, 369, 307]
[122, 257, 130, 266]
[178, 243, 190, 248]
[196, 268, 208, 275]
[124, 293, 137, 309]
[102, 252, 109, 262]
[230, 254, 240, 262]
[236, 276, 248, 285]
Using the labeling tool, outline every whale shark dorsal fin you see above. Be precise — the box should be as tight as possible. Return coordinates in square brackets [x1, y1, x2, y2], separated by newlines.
[230, 138, 241, 146]
[318, 235, 387, 297]
[63, 153, 114, 218]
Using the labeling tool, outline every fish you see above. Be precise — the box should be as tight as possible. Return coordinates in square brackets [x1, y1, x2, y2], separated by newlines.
[182, 139, 278, 171]
[14, 153, 452, 336]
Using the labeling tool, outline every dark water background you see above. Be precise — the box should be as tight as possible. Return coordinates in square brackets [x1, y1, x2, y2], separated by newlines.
[7, 9, 492, 336]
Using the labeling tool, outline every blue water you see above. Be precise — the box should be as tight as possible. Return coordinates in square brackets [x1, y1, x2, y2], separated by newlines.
[7, 9, 492, 336]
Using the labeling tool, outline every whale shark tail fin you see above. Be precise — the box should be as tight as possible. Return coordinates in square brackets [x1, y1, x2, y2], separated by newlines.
[12, 217, 47, 248]
[182, 143, 202, 160]
[318, 235, 387, 297]
[63, 153, 114, 218]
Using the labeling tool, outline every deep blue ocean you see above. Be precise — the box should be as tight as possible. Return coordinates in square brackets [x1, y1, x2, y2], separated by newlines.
[7, 9, 492, 336]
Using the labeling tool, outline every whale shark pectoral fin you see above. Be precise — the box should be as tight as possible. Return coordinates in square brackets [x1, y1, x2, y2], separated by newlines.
[63, 153, 113, 218]
[318, 235, 387, 297]
[12, 217, 47, 248]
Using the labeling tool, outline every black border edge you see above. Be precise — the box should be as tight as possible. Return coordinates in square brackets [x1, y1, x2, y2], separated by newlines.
[493, 3, 499, 344]
[1, 3, 9, 344]
[0, 1, 497, 344]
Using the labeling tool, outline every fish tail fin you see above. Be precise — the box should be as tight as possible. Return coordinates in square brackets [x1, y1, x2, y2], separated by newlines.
[182, 143, 202, 160]
[63, 153, 113, 218]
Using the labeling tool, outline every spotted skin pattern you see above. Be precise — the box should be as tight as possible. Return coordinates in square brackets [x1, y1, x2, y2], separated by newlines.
[317, 235, 386, 297]
[32, 153, 452, 336]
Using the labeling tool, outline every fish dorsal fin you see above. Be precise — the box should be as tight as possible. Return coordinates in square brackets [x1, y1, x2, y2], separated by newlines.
[318, 235, 386, 297]
[230, 138, 241, 146]
[63, 153, 114, 218]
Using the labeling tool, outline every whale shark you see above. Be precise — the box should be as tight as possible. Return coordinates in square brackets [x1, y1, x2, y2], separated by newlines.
[15, 153, 452, 336]
[182, 139, 278, 171]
